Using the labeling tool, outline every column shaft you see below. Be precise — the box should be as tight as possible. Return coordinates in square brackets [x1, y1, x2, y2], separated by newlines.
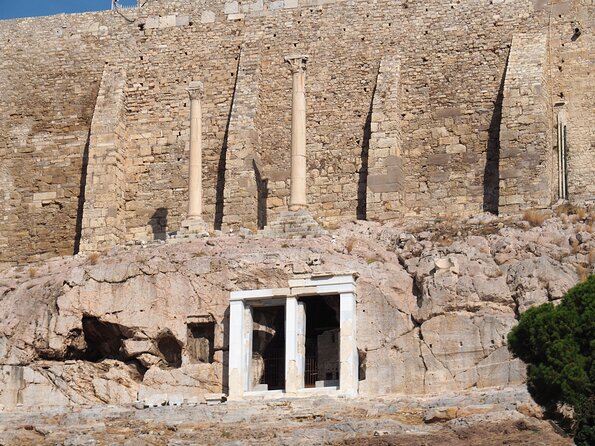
[285, 297, 305, 393]
[285, 55, 309, 211]
[339, 292, 358, 396]
[228, 300, 245, 399]
[187, 81, 204, 219]
[290, 69, 307, 210]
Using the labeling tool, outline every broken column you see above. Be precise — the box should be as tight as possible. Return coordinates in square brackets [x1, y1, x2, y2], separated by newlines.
[180, 81, 208, 235]
[285, 55, 308, 211]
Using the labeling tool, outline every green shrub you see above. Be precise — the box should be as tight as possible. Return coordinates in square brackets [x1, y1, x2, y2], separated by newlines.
[508, 275, 594, 445]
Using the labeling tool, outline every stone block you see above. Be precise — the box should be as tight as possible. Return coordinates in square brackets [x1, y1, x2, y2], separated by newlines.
[446, 144, 466, 154]
[431, 127, 449, 138]
[33, 192, 57, 202]
[434, 107, 462, 118]
[175, 15, 190, 27]
[439, 136, 459, 145]
[122, 339, 156, 358]
[144, 394, 167, 408]
[144, 17, 159, 29]
[227, 13, 245, 21]
[224, 1, 240, 14]
[427, 154, 450, 166]
[168, 395, 184, 406]
[159, 15, 176, 27]
[201, 11, 216, 23]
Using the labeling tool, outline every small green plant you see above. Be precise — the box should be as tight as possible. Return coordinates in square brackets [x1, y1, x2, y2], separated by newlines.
[508, 275, 594, 445]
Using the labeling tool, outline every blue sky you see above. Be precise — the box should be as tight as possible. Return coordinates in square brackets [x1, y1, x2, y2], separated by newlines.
[0, 0, 138, 20]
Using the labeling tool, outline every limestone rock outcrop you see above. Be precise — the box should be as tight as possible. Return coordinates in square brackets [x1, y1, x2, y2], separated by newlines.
[0, 210, 593, 408]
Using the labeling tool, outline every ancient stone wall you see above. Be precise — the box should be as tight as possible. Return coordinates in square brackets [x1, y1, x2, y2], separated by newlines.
[0, 12, 137, 263]
[79, 65, 129, 252]
[499, 32, 553, 214]
[366, 55, 403, 221]
[0, 0, 592, 262]
[546, 0, 594, 202]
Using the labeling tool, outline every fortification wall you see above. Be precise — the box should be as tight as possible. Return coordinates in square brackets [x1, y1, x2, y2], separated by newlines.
[0, 12, 136, 262]
[0, 0, 592, 263]
[547, 0, 594, 202]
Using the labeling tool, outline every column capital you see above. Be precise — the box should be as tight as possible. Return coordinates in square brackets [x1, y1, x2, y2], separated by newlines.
[284, 55, 309, 73]
[187, 81, 204, 101]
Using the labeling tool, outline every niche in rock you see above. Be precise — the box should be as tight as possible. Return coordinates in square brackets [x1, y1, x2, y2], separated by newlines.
[187, 322, 215, 364]
[157, 331, 183, 368]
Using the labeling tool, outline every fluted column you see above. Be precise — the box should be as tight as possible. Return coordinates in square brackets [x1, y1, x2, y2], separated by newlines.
[285, 55, 309, 211]
[187, 81, 204, 219]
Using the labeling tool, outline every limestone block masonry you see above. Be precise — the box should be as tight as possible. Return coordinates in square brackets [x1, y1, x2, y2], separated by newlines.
[366, 55, 404, 221]
[499, 32, 553, 214]
[0, 0, 593, 263]
[79, 65, 128, 253]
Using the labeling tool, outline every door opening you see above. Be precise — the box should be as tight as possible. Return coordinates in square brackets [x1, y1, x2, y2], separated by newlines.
[302, 295, 340, 388]
[251, 305, 285, 391]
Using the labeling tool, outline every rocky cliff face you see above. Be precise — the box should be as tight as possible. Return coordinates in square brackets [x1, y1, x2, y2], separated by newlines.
[0, 208, 593, 409]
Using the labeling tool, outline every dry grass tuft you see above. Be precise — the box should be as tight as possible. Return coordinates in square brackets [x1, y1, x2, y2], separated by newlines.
[523, 209, 547, 227]
[555, 203, 588, 220]
[577, 223, 590, 233]
[86, 252, 100, 265]
[576, 207, 587, 220]
[323, 221, 340, 231]
[474, 223, 500, 237]
[366, 256, 382, 265]
[433, 234, 453, 247]
[345, 237, 356, 254]
[570, 238, 581, 254]
[577, 264, 590, 283]
[554, 203, 572, 216]
[589, 249, 595, 266]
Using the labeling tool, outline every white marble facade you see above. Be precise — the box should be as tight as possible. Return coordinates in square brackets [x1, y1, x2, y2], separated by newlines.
[228, 274, 357, 399]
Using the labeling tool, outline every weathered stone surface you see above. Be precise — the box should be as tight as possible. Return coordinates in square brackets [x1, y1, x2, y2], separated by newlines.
[0, 213, 592, 408]
[0, 387, 572, 445]
[1, 0, 592, 264]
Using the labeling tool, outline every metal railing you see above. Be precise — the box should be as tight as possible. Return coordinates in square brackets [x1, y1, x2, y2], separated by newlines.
[305, 357, 318, 387]
[261, 353, 285, 390]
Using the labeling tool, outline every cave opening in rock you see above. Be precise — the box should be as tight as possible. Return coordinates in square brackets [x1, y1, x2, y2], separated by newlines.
[301, 295, 340, 388]
[81, 316, 128, 362]
[187, 322, 215, 364]
[157, 331, 183, 368]
[251, 305, 285, 391]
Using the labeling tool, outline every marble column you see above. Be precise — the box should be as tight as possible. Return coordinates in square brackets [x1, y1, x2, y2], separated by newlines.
[285, 297, 305, 393]
[228, 299, 245, 399]
[181, 81, 208, 235]
[339, 291, 358, 396]
[187, 81, 204, 219]
[285, 55, 309, 211]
